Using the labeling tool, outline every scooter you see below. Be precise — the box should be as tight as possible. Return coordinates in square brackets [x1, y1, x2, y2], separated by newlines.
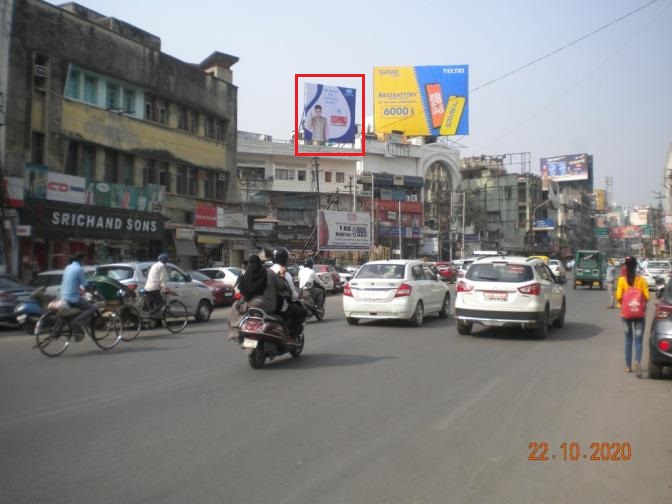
[14, 287, 51, 334]
[301, 282, 325, 321]
[236, 307, 304, 369]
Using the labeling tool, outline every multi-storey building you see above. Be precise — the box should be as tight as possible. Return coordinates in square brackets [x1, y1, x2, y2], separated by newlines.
[2, 0, 239, 277]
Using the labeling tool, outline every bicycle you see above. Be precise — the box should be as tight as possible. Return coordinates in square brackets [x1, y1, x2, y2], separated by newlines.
[34, 289, 123, 357]
[117, 288, 188, 341]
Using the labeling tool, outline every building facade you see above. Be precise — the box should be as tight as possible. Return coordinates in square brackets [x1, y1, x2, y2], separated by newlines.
[2, 0, 240, 278]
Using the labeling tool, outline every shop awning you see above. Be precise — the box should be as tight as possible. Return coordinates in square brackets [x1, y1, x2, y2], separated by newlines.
[175, 238, 199, 256]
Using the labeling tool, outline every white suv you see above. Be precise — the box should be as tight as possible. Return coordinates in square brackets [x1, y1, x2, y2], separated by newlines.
[454, 255, 566, 338]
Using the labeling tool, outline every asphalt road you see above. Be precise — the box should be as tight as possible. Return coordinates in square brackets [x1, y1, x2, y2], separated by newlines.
[1, 282, 671, 504]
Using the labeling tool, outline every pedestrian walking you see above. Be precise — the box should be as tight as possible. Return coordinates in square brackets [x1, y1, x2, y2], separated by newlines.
[615, 256, 649, 376]
[605, 259, 616, 309]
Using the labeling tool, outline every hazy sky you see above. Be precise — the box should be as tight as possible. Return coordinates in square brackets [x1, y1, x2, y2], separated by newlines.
[71, 0, 671, 206]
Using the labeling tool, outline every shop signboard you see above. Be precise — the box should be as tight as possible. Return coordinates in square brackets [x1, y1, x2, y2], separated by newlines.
[85, 182, 165, 212]
[47, 172, 86, 204]
[23, 164, 48, 199]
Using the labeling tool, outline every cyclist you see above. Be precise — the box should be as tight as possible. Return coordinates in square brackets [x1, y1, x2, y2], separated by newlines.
[145, 252, 169, 314]
[59, 252, 96, 340]
[270, 247, 307, 340]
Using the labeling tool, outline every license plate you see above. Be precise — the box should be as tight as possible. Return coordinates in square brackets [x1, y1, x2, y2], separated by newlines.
[484, 291, 507, 301]
[242, 338, 258, 349]
[224, 293, 233, 296]
[361, 291, 387, 300]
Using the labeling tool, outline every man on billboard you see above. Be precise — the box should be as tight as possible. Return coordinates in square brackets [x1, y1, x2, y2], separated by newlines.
[305, 104, 328, 144]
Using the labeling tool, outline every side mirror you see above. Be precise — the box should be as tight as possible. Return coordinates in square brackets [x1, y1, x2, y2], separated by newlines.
[184, 274, 192, 282]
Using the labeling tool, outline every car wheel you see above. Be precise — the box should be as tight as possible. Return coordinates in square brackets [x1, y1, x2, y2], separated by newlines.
[410, 301, 424, 327]
[534, 306, 549, 339]
[457, 319, 472, 335]
[438, 293, 450, 319]
[648, 353, 664, 379]
[552, 298, 566, 328]
[194, 300, 212, 322]
[346, 317, 359, 326]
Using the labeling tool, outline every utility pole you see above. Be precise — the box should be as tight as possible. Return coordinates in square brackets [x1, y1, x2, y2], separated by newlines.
[312, 156, 321, 212]
[345, 175, 355, 211]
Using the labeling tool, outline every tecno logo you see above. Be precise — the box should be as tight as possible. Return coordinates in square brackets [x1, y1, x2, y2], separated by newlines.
[442, 68, 465, 74]
[48, 182, 70, 192]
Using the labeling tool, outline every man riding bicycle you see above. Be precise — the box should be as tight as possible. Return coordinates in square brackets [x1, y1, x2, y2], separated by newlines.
[145, 253, 169, 314]
[59, 252, 96, 341]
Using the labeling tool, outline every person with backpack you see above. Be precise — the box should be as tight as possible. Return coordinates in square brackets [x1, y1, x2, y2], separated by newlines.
[615, 256, 649, 375]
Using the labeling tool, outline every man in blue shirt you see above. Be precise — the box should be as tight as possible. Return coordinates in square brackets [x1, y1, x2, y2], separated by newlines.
[60, 252, 96, 340]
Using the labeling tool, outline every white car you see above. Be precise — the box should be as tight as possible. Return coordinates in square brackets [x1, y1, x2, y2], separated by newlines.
[95, 262, 214, 322]
[198, 267, 242, 286]
[29, 267, 96, 298]
[454, 255, 566, 338]
[548, 259, 566, 283]
[342, 260, 451, 326]
[642, 260, 672, 288]
[455, 258, 477, 280]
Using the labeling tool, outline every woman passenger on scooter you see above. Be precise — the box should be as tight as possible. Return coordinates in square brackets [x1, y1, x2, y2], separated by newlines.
[228, 254, 288, 340]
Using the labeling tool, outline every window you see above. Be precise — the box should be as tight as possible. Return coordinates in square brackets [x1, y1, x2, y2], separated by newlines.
[205, 171, 216, 199]
[83, 75, 97, 104]
[65, 142, 79, 175]
[30, 132, 45, 165]
[81, 144, 95, 181]
[188, 167, 198, 196]
[518, 207, 527, 228]
[65, 69, 80, 99]
[276, 168, 295, 181]
[143, 159, 157, 185]
[177, 107, 188, 130]
[336, 172, 345, 183]
[421, 265, 437, 281]
[411, 265, 424, 281]
[104, 149, 119, 182]
[204, 117, 214, 138]
[214, 119, 226, 141]
[106, 82, 119, 110]
[189, 110, 198, 134]
[487, 211, 500, 223]
[144, 101, 152, 120]
[176, 166, 187, 194]
[123, 88, 135, 114]
[297, 170, 306, 181]
[517, 182, 526, 202]
[158, 103, 166, 124]
[324, 171, 332, 183]
[159, 161, 171, 192]
[216, 172, 228, 200]
[121, 154, 134, 184]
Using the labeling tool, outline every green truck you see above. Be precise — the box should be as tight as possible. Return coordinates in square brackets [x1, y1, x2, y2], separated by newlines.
[573, 250, 607, 290]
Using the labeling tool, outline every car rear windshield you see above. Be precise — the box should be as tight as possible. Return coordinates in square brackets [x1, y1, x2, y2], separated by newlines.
[355, 264, 405, 279]
[466, 263, 534, 283]
[189, 271, 210, 282]
[96, 266, 135, 281]
[648, 262, 670, 269]
[549, 260, 560, 266]
[30, 274, 62, 287]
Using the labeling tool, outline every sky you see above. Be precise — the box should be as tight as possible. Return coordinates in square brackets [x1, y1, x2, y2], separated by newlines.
[70, 0, 672, 207]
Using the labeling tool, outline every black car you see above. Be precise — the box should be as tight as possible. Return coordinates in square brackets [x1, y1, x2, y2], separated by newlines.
[0, 274, 34, 324]
[648, 291, 672, 378]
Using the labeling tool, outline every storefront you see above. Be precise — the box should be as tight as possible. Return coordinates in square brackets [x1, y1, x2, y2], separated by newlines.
[194, 203, 252, 268]
[20, 198, 165, 274]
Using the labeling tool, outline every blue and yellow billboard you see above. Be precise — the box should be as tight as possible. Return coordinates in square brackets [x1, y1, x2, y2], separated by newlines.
[373, 65, 469, 136]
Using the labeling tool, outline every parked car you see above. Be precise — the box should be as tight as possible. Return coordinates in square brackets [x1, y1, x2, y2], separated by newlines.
[454, 255, 566, 338]
[198, 267, 242, 287]
[548, 259, 567, 283]
[334, 266, 353, 285]
[0, 274, 34, 324]
[434, 261, 458, 283]
[648, 291, 672, 378]
[187, 270, 235, 306]
[342, 260, 451, 326]
[642, 260, 672, 289]
[344, 265, 361, 274]
[314, 264, 340, 293]
[29, 267, 96, 298]
[95, 262, 214, 322]
[455, 258, 477, 280]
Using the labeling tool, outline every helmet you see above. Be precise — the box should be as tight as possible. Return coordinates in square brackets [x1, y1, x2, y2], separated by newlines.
[157, 253, 169, 263]
[272, 247, 290, 267]
[303, 258, 314, 268]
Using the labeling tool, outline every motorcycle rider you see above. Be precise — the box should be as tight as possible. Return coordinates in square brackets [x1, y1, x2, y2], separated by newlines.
[299, 258, 326, 312]
[270, 247, 307, 340]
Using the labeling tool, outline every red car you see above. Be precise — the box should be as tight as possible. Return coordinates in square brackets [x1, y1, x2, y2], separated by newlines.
[188, 270, 235, 306]
[314, 264, 342, 293]
[434, 261, 458, 283]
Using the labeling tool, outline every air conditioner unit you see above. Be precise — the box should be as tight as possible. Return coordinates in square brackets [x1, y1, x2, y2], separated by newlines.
[34, 64, 47, 78]
[409, 195, 418, 202]
[393, 175, 404, 186]
[217, 173, 228, 181]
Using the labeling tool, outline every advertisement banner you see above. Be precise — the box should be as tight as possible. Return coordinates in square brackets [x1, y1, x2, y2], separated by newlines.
[533, 219, 555, 231]
[47, 172, 86, 204]
[609, 226, 644, 239]
[540, 154, 589, 184]
[24, 164, 48, 199]
[594, 214, 608, 229]
[302, 83, 357, 144]
[594, 228, 609, 236]
[84, 182, 165, 212]
[373, 65, 469, 136]
[629, 210, 648, 226]
[593, 189, 606, 212]
[4, 177, 23, 207]
[606, 212, 621, 227]
[317, 210, 371, 251]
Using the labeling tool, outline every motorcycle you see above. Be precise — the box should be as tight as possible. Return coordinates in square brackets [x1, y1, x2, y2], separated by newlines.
[14, 287, 52, 334]
[301, 282, 325, 321]
[236, 307, 304, 369]
[654, 275, 666, 299]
